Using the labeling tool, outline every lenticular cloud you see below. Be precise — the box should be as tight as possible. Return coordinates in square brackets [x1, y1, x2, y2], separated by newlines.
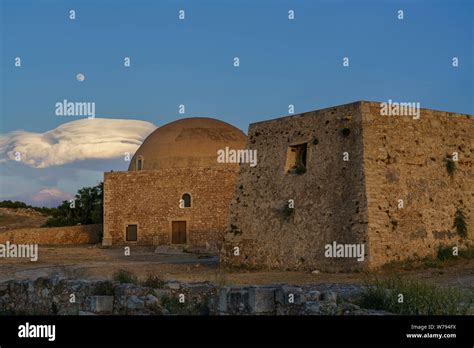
[0, 118, 156, 168]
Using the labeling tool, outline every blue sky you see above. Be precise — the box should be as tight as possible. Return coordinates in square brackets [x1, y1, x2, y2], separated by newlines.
[0, 0, 472, 206]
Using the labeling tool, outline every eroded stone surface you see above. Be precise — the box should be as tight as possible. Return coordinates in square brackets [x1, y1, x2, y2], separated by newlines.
[0, 277, 377, 316]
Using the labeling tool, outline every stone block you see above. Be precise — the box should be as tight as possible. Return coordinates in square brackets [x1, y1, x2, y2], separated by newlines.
[321, 291, 337, 303]
[126, 296, 145, 310]
[275, 286, 304, 305]
[164, 281, 181, 290]
[152, 289, 171, 300]
[249, 287, 276, 314]
[219, 287, 250, 314]
[89, 295, 114, 313]
[305, 290, 321, 302]
[305, 301, 321, 314]
[145, 294, 159, 307]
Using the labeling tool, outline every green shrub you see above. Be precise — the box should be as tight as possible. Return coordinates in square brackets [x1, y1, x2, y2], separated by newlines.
[295, 166, 306, 174]
[340, 128, 351, 137]
[113, 270, 138, 284]
[360, 276, 471, 315]
[312, 138, 319, 145]
[93, 281, 115, 296]
[0, 200, 55, 215]
[453, 208, 467, 238]
[383, 245, 474, 270]
[446, 159, 456, 177]
[282, 204, 294, 221]
[141, 274, 165, 288]
[422, 259, 443, 268]
[437, 245, 455, 261]
[161, 295, 207, 315]
[459, 246, 474, 258]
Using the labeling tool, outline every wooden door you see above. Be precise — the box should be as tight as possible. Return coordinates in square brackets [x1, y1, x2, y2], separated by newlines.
[171, 221, 187, 244]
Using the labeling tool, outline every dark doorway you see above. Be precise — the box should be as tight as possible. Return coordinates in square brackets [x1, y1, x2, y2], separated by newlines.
[172, 221, 187, 244]
[126, 224, 138, 241]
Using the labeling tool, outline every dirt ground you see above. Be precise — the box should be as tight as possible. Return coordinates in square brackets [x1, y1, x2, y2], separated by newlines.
[0, 245, 473, 294]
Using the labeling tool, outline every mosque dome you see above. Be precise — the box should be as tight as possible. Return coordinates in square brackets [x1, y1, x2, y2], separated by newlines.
[128, 117, 247, 170]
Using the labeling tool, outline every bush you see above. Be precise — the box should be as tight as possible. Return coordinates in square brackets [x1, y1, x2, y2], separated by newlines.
[340, 128, 351, 137]
[282, 204, 294, 221]
[141, 274, 165, 288]
[0, 200, 55, 215]
[459, 246, 474, 258]
[113, 270, 138, 284]
[295, 166, 306, 174]
[0, 200, 28, 209]
[446, 159, 456, 177]
[438, 245, 474, 261]
[360, 276, 471, 315]
[161, 295, 208, 315]
[437, 245, 455, 261]
[93, 281, 115, 296]
[453, 208, 467, 238]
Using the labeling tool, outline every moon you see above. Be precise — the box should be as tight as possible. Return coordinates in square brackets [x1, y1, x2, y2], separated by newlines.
[76, 73, 85, 82]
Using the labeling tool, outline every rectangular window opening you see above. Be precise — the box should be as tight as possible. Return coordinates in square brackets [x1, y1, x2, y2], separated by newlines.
[285, 143, 307, 174]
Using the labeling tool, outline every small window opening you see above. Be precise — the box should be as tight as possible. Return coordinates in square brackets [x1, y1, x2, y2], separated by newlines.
[181, 193, 191, 208]
[285, 143, 307, 174]
[136, 156, 144, 171]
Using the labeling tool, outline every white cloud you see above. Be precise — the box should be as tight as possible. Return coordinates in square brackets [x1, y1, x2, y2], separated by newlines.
[29, 188, 74, 207]
[0, 118, 156, 168]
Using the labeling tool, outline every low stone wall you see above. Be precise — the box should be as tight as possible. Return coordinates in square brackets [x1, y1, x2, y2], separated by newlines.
[0, 277, 386, 315]
[0, 224, 102, 245]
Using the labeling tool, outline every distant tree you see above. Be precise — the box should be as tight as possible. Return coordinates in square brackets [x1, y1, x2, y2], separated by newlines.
[43, 182, 103, 227]
[0, 200, 55, 215]
[0, 200, 28, 209]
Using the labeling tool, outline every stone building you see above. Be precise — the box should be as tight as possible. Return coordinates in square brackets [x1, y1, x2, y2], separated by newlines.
[103, 117, 247, 250]
[221, 101, 473, 271]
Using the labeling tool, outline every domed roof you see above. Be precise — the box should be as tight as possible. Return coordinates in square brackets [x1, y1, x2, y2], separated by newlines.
[129, 117, 247, 170]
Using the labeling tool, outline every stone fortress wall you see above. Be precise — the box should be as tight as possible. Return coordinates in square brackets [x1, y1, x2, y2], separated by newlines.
[362, 102, 473, 267]
[221, 102, 369, 271]
[221, 101, 473, 271]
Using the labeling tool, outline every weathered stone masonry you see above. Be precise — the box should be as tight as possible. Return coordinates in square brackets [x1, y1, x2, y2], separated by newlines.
[0, 277, 378, 315]
[361, 102, 473, 268]
[102, 117, 247, 250]
[103, 167, 239, 250]
[221, 101, 473, 271]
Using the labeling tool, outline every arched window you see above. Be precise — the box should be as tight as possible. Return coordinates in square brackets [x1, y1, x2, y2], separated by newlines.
[136, 156, 144, 171]
[181, 193, 191, 208]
